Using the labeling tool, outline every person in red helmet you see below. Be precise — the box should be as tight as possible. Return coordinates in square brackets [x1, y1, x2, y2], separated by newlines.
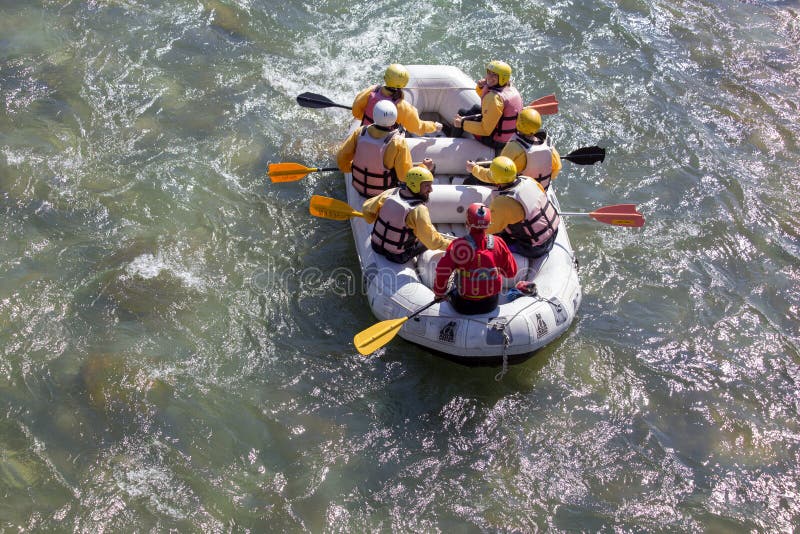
[433, 203, 517, 315]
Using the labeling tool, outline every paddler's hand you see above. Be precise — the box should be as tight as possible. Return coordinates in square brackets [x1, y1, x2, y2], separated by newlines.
[465, 160, 476, 173]
[422, 158, 435, 172]
[434, 122, 443, 132]
[453, 115, 463, 128]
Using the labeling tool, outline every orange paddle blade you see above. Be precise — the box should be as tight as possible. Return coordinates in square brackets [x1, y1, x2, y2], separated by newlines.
[267, 163, 339, 183]
[528, 94, 558, 114]
[590, 204, 645, 227]
[529, 93, 557, 106]
[530, 101, 559, 115]
[309, 195, 364, 221]
[561, 204, 645, 227]
[267, 162, 315, 182]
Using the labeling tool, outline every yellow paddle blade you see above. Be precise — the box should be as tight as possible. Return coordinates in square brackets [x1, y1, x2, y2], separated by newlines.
[354, 317, 409, 355]
[267, 162, 315, 182]
[309, 195, 364, 221]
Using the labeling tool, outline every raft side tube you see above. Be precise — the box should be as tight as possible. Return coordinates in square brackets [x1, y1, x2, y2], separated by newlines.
[425, 184, 493, 224]
[404, 65, 481, 121]
[407, 137, 495, 176]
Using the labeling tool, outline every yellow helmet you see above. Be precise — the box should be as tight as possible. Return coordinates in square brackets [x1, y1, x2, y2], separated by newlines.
[516, 107, 542, 135]
[489, 156, 517, 184]
[405, 166, 434, 193]
[486, 60, 512, 86]
[384, 63, 410, 89]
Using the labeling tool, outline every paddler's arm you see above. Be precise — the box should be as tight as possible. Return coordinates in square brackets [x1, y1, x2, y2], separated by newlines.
[361, 188, 392, 224]
[551, 146, 562, 181]
[486, 195, 525, 236]
[351, 85, 375, 121]
[396, 100, 441, 136]
[503, 141, 528, 177]
[406, 205, 454, 251]
[336, 128, 361, 173]
[467, 141, 528, 182]
[468, 163, 493, 183]
[494, 237, 518, 278]
[474, 79, 487, 96]
[433, 244, 456, 297]
[383, 136, 413, 183]
[462, 93, 503, 137]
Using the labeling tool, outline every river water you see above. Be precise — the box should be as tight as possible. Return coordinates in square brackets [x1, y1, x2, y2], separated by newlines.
[1, 0, 798, 531]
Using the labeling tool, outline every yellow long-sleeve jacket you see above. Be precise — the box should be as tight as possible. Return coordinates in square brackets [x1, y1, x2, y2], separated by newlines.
[462, 89, 505, 138]
[362, 188, 454, 251]
[352, 85, 439, 136]
[467, 166, 540, 236]
[483, 195, 527, 236]
[336, 125, 413, 183]
[470, 140, 563, 185]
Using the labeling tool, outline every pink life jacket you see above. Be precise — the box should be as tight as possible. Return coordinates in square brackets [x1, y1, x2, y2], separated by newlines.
[485, 83, 523, 144]
[362, 85, 403, 127]
[351, 126, 403, 198]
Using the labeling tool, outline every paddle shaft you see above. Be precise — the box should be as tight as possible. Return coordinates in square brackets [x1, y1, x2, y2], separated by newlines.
[560, 205, 645, 227]
[298, 91, 557, 113]
[299, 90, 488, 111]
[561, 211, 630, 216]
[269, 166, 338, 177]
[461, 103, 558, 121]
[355, 298, 441, 352]
[407, 298, 441, 320]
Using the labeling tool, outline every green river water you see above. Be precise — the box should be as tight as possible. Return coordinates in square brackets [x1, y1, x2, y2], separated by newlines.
[1, 0, 799, 531]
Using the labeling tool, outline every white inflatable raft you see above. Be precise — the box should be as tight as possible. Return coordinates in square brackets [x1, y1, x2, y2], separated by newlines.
[345, 65, 582, 366]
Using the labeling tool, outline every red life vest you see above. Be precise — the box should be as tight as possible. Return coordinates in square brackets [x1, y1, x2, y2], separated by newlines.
[484, 84, 523, 144]
[351, 126, 403, 198]
[371, 189, 422, 257]
[511, 131, 555, 189]
[362, 85, 403, 127]
[451, 234, 503, 300]
[497, 177, 559, 246]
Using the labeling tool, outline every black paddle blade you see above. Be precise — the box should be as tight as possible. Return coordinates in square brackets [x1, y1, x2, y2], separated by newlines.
[296, 92, 351, 110]
[562, 146, 606, 165]
[296, 92, 335, 108]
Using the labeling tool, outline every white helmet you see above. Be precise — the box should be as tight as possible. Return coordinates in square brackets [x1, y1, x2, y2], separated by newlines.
[372, 100, 398, 127]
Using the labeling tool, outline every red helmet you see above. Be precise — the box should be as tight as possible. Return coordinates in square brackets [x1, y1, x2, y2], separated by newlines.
[466, 203, 491, 230]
